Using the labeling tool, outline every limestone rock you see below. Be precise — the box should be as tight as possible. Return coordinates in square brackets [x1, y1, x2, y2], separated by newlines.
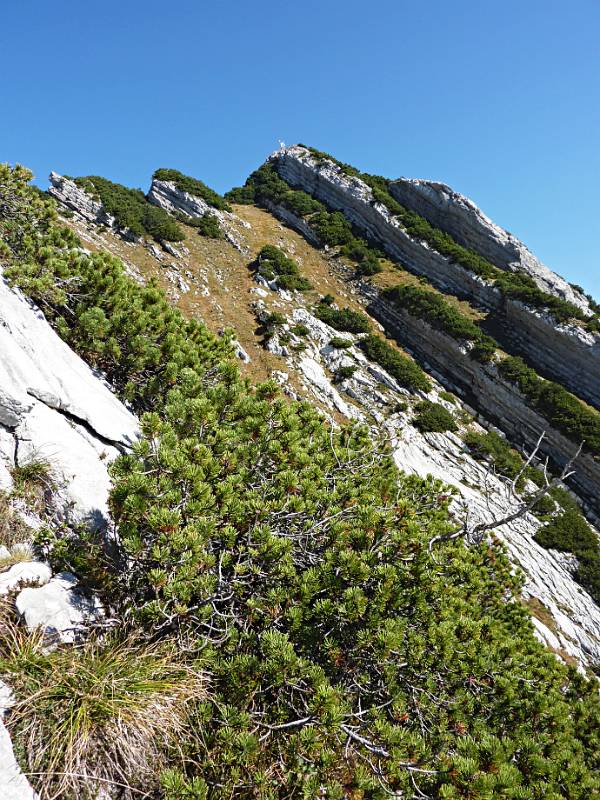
[364, 290, 600, 513]
[147, 179, 249, 252]
[0, 273, 138, 524]
[233, 340, 251, 363]
[16, 572, 102, 645]
[0, 562, 51, 596]
[388, 177, 590, 314]
[268, 146, 600, 411]
[49, 173, 141, 242]
[0, 680, 37, 799]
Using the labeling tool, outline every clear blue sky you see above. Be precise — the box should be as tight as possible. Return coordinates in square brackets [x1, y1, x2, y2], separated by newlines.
[1, 0, 598, 294]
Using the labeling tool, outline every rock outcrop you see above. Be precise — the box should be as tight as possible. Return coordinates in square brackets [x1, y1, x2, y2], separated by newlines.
[0, 682, 37, 800]
[268, 147, 600, 410]
[48, 173, 141, 242]
[365, 287, 600, 517]
[388, 177, 590, 314]
[254, 296, 600, 670]
[147, 179, 249, 252]
[16, 571, 102, 645]
[0, 272, 138, 525]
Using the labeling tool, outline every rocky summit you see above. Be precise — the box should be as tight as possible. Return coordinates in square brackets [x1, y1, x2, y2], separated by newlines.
[0, 149, 599, 799]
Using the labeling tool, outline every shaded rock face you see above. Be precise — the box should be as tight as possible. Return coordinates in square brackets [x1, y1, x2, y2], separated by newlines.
[388, 178, 590, 314]
[0, 272, 138, 525]
[268, 147, 600, 410]
[365, 289, 600, 517]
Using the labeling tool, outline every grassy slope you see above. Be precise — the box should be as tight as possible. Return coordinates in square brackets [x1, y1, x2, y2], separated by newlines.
[61, 202, 441, 411]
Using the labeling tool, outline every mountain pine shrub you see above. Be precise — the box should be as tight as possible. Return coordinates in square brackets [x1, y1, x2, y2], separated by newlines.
[385, 284, 497, 362]
[153, 168, 231, 211]
[253, 245, 312, 291]
[196, 212, 223, 238]
[359, 333, 432, 392]
[413, 400, 458, 433]
[73, 175, 184, 241]
[2, 162, 600, 799]
[314, 302, 371, 333]
[499, 356, 600, 457]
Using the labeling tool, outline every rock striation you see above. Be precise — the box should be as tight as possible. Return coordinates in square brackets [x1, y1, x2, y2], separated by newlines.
[388, 177, 590, 314]
[256, 296, 600, 670]
[147, 179, 250, 252]
[0, 271, 138, 525]
[268, 147, 600, 410]
[364, 287, 600, 517]
[48, 173, 140, 242]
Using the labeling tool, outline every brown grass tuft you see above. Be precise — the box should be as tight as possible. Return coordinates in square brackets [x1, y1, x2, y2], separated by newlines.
[0, 618, 208, 799]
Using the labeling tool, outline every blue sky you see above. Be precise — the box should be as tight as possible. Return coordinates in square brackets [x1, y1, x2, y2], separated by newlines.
[1, 0, 598, 294]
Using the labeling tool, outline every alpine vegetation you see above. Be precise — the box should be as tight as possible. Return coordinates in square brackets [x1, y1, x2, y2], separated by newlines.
[0, 158, 599, 800]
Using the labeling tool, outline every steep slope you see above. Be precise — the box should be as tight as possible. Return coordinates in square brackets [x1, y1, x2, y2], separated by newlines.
[0, 264, 138, 800]
[388, 176, 590, 312]
[267, 146, 600, 409]
[2, 161, 600, 798]
[47, 165, 600, 673]
[0, 271, 138, 524]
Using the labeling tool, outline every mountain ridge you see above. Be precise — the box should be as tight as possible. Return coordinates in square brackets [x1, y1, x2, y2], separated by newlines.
[1, 152, 600, 799]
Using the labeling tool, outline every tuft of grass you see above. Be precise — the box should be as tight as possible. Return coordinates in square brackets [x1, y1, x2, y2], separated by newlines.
[0, 492, 35, 552]
[0, 622, 208, 799]
[10, 458, 55, 515]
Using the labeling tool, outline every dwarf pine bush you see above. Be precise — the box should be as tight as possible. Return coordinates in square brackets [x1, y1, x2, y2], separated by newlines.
[2, 163, 600, 799]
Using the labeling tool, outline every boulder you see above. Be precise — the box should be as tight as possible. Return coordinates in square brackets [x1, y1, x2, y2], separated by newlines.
[269, 146, 600, 410]
[0, 562, 51, 596]
[16, 572, 102, 645]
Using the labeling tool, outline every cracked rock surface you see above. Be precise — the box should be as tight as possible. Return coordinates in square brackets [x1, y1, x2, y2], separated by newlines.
[0, 272, 138, 524]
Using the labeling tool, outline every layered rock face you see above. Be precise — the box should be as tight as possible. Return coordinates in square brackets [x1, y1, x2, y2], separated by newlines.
[0, 271, 138, 524]
[48, 173, 140, 241]
[147, 179, 249, 252]
[269, 147, 600, 409]
[389, 177, 590, 313]
[251, 298, 600, 670]
[365, 288, 600, 517]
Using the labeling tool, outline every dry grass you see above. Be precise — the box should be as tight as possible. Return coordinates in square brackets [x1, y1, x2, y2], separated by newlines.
[0, 617, 208, 799]
[60, 202, 486, 416]
[523, 596, 580, 670]
[0, 491, 35, 551]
